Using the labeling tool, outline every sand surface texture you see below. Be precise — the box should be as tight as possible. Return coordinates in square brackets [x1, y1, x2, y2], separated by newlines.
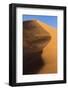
[23, 20, 57, 74]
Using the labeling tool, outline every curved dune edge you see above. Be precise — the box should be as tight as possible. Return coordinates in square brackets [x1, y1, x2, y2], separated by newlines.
[36, 20, 57, 74]
[23, 20, 57, 74]
[23, 20, 52, 74]
[23, 20, 51, 53]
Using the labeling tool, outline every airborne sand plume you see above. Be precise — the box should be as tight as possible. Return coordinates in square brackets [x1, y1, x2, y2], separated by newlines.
[23, 20, 57, 75]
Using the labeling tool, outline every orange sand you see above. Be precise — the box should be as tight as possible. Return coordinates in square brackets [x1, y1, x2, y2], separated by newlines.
[36, 20, 57, 74]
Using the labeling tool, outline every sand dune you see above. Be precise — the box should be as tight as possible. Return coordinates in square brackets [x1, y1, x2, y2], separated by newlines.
[23, 20, 51, 53]
[36, 20, 57, 74]
[23, 20, 57, 74]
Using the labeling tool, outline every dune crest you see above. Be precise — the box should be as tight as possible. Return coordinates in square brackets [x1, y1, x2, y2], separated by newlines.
[36, 20, 57, 73]
[23, 20, 57, 74]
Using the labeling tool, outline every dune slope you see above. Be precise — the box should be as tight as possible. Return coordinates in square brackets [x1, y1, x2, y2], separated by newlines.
[36, 20, 57, 74]
[23, 20, 57, 74]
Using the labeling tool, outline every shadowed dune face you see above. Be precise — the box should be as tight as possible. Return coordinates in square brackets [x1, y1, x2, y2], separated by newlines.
[23, 51, 45, 75]
[23, 20, 51, 54]
[23, 20, 51, 75]
[23, 20, 57, 75]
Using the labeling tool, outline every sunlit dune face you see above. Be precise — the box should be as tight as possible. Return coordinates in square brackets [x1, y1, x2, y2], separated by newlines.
[23, 20, 51, 53]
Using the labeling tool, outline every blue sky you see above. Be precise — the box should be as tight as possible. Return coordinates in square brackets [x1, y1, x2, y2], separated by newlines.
[23, 15, 57, 29]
